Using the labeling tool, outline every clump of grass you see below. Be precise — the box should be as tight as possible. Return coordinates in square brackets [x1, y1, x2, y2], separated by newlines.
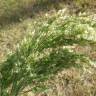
[0, 10, 96, 96]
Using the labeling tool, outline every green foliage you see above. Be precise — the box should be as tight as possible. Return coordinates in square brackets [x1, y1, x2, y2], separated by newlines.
[0, 0, 55, 25]
[0, 0, 95, 25]
[0, 0, 33, 24]
[75, 0, 96, 8]
[0, 11, 96, 96]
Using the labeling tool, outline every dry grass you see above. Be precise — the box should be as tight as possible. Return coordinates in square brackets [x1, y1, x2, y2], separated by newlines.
[20, 66, 96, 96]
[0, 19, 31, 62]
